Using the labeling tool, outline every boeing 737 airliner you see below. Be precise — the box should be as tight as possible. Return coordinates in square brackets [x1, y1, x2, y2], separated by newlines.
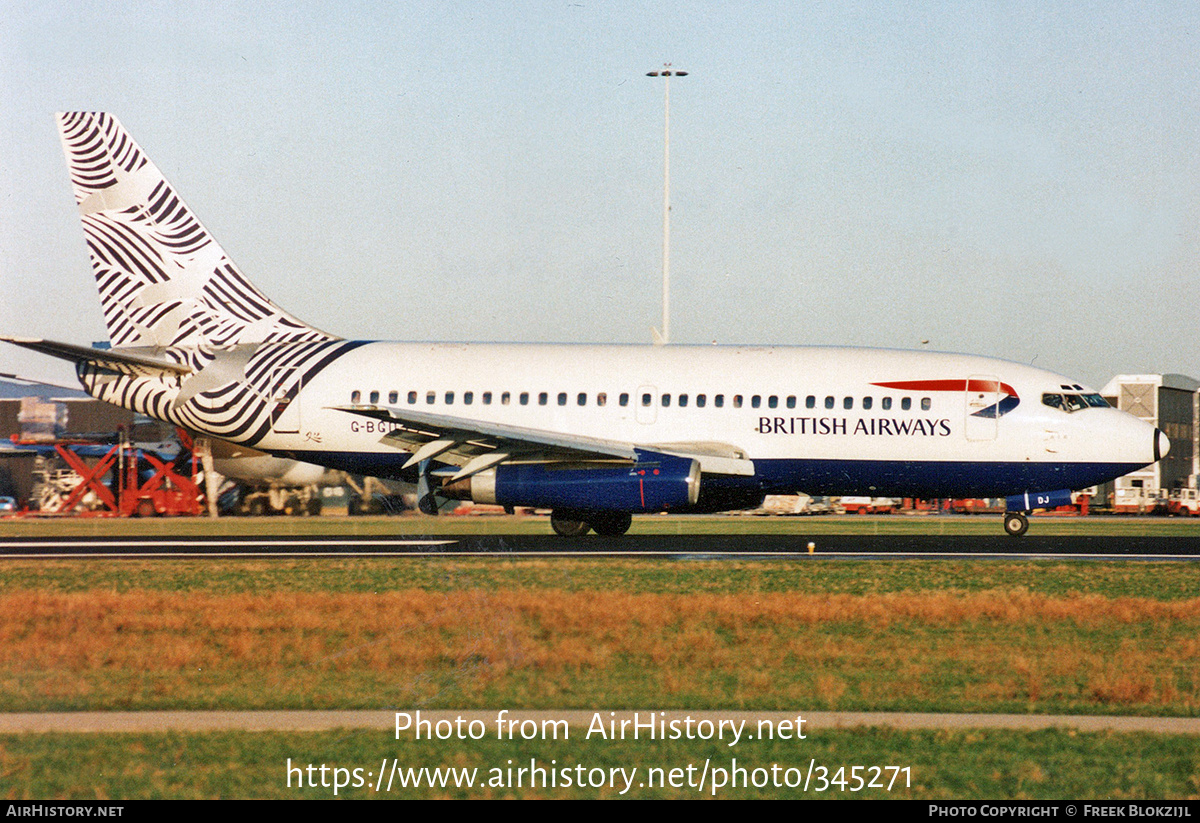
[1, 113, 1169, 536]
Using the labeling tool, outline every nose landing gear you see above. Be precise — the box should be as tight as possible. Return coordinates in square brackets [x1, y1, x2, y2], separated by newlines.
[1003, 490, 1073, 537]
[1003, 511, 1029, 537]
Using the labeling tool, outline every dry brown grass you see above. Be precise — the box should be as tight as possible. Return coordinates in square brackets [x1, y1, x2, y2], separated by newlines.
[1, 588, 1198, 712]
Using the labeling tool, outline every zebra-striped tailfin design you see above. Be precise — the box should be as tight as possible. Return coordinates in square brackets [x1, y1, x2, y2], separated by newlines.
[56, 112, 336, 349]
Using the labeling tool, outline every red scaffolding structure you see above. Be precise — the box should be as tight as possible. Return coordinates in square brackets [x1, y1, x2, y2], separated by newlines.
[35, 432, 203, 517]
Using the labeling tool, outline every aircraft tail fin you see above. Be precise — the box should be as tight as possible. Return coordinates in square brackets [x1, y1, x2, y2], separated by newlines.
[55, 112, 336, 349]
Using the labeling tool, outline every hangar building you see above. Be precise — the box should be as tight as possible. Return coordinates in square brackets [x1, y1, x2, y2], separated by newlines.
[1099, 373, 1200, 511]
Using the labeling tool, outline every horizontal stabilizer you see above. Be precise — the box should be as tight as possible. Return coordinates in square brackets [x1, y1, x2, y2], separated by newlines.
[0, 337, 192, 376]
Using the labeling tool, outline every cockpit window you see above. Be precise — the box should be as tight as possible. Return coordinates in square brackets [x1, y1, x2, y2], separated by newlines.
[1042, 392, 1110, 412]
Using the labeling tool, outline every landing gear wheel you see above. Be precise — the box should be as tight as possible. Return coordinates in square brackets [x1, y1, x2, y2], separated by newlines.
[418, 494, 439, 515]
[1003, 512, 1029, 537]
[590, 512, 633, 537]
[551, 512, 591, 536]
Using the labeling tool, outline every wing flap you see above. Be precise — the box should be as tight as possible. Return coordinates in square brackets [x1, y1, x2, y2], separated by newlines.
[643, 440, 757, 476]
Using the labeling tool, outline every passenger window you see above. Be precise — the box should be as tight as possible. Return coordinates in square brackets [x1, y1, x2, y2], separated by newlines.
[843, 397, 853, 410]
[619, 393, 629, 407]
[388, 391, 398, 404]
[921, 397, 931, 411]
[661, 394, 671, 408]
[733, 395, 742, 408]
[482, 391, 492, 405]
[407, 391, 417, 404]
[882, 397, 892, 410]
[557, 392, 567, 406]
[369, 390, 379, 404]
[642, 393, 652, 407]
[697, 394, 706, 408]
[862, 396, 872, 410]
[597, 393, 607, 407]
[351, 390, 361, 404]
[806, 396, 815, 409]
[426, 391, 436, 405]
[520, 392, 529, 406]
[464, 391, 473, 405]
[577, 392, 586, 406]
[679, 394, 688, 408]
[715, 395, 724, 408]
[539, 392, 548, 406]
[501, 392, 510, 405]
[786, 396, 796, 409]
[751, 396, 761, 409]
[444, 391, 454, 404]
[768, 396, 777, 409]
[901, 397, 912, 411]
[825, 396, 834, 409]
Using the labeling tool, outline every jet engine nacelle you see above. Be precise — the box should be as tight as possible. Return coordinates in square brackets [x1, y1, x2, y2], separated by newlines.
[443, 452, 700, 513]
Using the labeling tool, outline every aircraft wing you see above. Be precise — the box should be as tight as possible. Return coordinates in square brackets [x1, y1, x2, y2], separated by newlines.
[0, 337, 193, 376]
[329, 405, 755, 481]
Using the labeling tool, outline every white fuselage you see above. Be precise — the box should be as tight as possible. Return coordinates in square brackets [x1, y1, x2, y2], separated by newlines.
[214, 341, 1160, 499]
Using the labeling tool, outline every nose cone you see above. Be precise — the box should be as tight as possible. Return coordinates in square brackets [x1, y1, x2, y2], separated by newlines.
[1155, 428, 1171, 462]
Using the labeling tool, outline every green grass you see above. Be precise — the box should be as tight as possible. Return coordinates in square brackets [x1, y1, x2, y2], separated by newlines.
[0, 558, 1196, 715]
[1, 728, 1197, 799]
[0, 556, 1197, 600]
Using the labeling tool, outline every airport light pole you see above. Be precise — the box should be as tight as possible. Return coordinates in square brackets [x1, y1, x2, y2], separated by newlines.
[647, 64, 686, 344]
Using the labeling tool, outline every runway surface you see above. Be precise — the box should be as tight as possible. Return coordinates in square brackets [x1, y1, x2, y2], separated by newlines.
[1, 533, 1198, 559]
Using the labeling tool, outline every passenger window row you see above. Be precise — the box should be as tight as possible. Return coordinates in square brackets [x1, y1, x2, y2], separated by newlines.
[349, 390, 933, 412]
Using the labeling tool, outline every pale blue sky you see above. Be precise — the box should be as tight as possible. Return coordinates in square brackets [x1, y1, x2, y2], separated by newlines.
[2, 0, 1197, 388]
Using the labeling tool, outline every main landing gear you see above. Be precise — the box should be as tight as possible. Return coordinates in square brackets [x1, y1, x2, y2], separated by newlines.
[1003, 511, 1029, 537]
[550, 510, 633, 537]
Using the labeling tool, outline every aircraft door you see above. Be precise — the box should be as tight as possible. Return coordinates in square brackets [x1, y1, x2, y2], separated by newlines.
[269, 367, 302, 434]
[636, 384, 658, 425]
[964, 375, 999, 441]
